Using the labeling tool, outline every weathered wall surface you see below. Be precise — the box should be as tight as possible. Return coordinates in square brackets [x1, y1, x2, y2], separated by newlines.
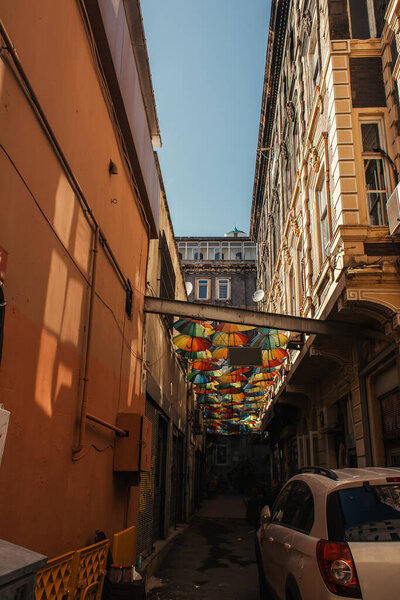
[0, 0, 153, 556]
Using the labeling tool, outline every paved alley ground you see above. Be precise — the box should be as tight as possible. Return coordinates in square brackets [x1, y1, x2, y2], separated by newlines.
[146, 495, 259, 600]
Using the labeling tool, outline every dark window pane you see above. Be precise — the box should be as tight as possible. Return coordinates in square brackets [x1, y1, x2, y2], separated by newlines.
[362, 123, 380, 152]
[272, 482, 315, 534]
[327, 485, 400, 542]
[364, 158, 386, 190]
[374, 0, 390, 38]
[349, 0, 371, 38]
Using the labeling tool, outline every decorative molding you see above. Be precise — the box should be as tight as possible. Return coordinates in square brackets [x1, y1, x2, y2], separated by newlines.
[309, 146, 321, 173]
[286, 101, 296, 122]
[289, 209, 300, 238]
[280, 141, 289, 161]
[302, 9, 312, 36]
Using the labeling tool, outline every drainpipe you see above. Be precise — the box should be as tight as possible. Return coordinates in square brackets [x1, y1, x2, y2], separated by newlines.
[72, 227, 99, 460]
[302, 164, 314, 315]
[323, 132, 333, 239]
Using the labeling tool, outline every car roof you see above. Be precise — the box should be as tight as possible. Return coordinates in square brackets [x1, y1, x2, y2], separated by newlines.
[291, 467, 400, 491]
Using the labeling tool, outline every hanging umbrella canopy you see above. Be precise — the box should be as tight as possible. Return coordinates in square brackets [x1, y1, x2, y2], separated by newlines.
[218, 371, 248, 384]
[211, 331, 250, 347]
[245, 390, 267, 397]
[220, 393, 245, 402]
[248, 372, 277, 384]
[251, 330, 288, 349]
[214, 322, 256, 333]
[262, 348, 288, 365]
[187, 372, 216, 384]
[228, 367, 253, 376]
[173, 318, 214, 336]
[211, 346, 230, 360]
[244, 380, 274, 391]
[193, 383, 217, 393]
[175, 348, 213, 360]
[173, 334, 212, 352]
[253, 366, 280, 374]
[216, 384, 244, 394]
[191, 359, 221, 371]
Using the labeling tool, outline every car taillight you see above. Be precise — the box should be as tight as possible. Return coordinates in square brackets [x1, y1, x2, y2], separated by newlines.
[316, 540, 362, 598]
[387, 477, 400, 483]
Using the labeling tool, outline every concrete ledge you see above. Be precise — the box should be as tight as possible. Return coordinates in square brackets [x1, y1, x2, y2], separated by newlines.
[142, 523, 189, 584]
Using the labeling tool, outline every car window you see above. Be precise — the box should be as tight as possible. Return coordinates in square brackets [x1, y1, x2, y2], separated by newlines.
[288, 482, 314, 534]
[271, 484, 292, 523]
[271, 481, 315, 534]
[327, 484, 400, 542]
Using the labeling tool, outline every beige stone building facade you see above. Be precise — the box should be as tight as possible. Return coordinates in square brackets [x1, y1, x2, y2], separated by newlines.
[251, 0, 400, 481]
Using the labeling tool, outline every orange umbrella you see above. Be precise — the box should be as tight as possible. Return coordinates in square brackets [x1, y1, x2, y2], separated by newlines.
[218, 372, 248, 384]
[173, 335, 212, 352]
[262, 348, 288, 366]
[211, 331, 250, 347]
[212, 346, 229, 360]
[248, 372, 277, 384]
[191, 359, 221, 371]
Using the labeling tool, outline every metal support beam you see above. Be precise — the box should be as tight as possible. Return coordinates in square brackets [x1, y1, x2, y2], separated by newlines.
[143, 296, 388, 340]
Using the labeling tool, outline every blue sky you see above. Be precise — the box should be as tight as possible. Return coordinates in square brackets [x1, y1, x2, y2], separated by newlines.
[141, 0, 270, 237]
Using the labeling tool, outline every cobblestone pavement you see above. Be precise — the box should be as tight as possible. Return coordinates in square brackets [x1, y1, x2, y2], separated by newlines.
[146, 512, 259, 600]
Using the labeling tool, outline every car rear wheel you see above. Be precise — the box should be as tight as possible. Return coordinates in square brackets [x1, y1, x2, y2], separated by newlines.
[286, 580, 302, 600]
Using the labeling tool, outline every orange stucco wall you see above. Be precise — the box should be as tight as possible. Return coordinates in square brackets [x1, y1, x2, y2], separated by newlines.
[0, 0, 152, 557]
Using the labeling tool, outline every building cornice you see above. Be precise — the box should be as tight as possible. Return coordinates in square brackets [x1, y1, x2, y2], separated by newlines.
[181, 262, 256, 274]
[250, 0, 290, 241]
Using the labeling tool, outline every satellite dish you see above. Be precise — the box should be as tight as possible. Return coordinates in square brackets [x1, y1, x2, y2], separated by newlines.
[185, 281, 193, 296]
[252, 289, 265, 303]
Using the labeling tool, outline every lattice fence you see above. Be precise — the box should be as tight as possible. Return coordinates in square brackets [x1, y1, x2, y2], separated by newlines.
[35, 540, 109, 600]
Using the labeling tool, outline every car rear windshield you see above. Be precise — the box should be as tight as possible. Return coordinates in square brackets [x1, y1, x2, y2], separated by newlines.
[327, 484, 400, 542]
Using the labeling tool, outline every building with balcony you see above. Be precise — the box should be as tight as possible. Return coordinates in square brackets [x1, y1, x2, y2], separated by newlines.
[251, 0, 400, 481]
[176, 229, 257, 308]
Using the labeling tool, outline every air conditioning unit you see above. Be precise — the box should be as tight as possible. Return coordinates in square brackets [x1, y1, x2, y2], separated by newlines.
[387, 183, 400, 235]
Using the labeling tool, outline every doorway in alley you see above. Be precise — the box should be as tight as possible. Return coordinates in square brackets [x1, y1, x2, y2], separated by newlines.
[170, 432, 184, 527]
[153, 416, 168, 540]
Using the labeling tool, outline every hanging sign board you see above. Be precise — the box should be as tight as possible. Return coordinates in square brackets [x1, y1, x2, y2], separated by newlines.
[0, 405, 10, 467]
[0, 247, 8, 282]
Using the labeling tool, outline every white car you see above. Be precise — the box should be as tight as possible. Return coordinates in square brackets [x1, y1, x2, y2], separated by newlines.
[255, 467, 400, 600]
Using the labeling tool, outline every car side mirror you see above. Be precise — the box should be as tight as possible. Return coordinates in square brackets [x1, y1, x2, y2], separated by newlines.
[260, 505, 271, 527]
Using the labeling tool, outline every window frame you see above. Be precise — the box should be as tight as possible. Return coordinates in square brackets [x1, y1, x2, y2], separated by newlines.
[316, 169, 330, 262]
[347, 0, 377, 39]
[359, 118, 389, 226]
[271, 481, 315, 535]
[216, 278, 230, 301]
[196, 278, 210, 301]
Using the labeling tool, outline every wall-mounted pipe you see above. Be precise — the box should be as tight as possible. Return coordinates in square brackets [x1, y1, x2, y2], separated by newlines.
[86, 413, 128, 437]
[73, 227, 99, 460]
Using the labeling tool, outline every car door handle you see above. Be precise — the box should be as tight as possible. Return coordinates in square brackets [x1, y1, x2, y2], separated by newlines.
[267, 536, 274, 542]
[283, 543, 291, 550]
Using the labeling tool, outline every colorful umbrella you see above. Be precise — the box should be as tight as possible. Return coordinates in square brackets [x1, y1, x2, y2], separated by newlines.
[191, 359, 220, 371]
[248, 372, 277, 384]
[214, 322, 256, 333]
[211, 331, 250, 347]
[211, 346, 230, 360]
[173, 334, 212, 352]
[244, 380, 274, 391]
[187, 372, 215, 384]
[262, 348, 288, 364]
[218, 371, 248, 384]
[175, 348, 213, 360]
[173, 318, 214, 336]
[251, 330, 288, 350]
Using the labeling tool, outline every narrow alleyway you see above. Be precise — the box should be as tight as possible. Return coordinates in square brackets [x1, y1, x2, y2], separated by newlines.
[147, 494, 259, 600]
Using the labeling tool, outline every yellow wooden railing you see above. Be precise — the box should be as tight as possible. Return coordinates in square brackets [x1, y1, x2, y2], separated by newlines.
[35, 539, 109, 600]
